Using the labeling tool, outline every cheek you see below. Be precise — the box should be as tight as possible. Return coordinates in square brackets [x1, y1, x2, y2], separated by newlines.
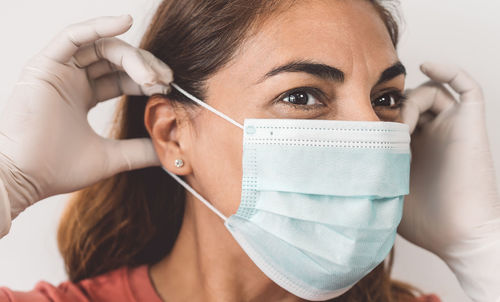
[190, 115, 244, 215]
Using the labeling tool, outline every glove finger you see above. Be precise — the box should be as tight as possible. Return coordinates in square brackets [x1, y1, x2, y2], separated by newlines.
[73, 39, 115, 68]
[86, 59, 117, 79]
[92, 71, 170, 105]
[76, 37, 173, 89]
[137, 49, 174, 86]
[420, 62, 484, 104]
[41, 15, 133, 64]
[74, 38, 152, 84]
[401, 82, 455, 133]
[103, 137, 161, 174]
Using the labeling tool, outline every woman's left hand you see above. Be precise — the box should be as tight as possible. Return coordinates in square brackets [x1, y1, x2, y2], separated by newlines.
[398, 62, 500, 302]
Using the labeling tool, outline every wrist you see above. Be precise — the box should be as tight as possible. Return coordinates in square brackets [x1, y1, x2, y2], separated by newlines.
[0, 153, 39, 219]
[0, 177, 12, 238]
[442, 235, 500, 302]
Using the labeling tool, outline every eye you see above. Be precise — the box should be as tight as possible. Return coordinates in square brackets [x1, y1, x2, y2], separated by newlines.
[280, 88, 322, 106]
[372, 91, 407, 109]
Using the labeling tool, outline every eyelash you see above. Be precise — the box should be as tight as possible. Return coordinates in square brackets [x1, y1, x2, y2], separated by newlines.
[275, 87, 407, 111]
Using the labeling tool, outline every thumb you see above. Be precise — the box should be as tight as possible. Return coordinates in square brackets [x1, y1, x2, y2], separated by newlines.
[104, 137, 161, 175]
[401, 83, 437, 133]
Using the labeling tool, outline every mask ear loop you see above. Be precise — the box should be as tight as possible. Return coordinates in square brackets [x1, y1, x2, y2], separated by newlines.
[163, 167, 228, 222]
[170, 83, 244, 130]
[161, 82, 242, 222]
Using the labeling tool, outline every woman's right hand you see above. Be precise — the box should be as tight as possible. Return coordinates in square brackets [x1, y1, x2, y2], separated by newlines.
[0, 15, 172, 220]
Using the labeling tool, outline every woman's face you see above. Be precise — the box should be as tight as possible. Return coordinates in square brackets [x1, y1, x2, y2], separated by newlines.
[153, 0, 405, 218]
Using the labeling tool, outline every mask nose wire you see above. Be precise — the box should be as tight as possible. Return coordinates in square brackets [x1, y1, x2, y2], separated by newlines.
[170, 83, 244, 130]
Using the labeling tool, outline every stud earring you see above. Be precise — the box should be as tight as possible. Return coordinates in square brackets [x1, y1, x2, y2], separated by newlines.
[174, 159, 184, 168]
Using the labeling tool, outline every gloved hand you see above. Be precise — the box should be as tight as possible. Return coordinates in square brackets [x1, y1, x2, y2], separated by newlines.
[398, 62, 500, 302]
[0, 15, 171, 220]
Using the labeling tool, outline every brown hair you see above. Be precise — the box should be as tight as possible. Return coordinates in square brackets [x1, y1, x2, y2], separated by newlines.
[58, 0, 420, 301]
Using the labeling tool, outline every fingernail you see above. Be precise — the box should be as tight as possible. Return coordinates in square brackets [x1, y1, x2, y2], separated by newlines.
[154, 59, 174, 84]
[141, 70, 159, 87]
[119, 14, 133, 25]
[160, 74, 174, 85]
[145, 85, 171, 96]
[144, 80, 158, 87]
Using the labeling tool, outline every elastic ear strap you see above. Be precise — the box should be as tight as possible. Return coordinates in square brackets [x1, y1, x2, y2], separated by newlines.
[162, 167, 228, 222]
[170, 83, 244, 130]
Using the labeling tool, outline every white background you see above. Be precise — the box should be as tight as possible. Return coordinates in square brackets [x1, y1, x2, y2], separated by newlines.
[0, 1, 499, 301]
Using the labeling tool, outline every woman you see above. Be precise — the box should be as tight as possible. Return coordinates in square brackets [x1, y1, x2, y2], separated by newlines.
[0, 0, 499, 301]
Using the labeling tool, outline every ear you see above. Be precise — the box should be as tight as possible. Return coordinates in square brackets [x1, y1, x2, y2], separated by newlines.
[144, 95, 192, 175]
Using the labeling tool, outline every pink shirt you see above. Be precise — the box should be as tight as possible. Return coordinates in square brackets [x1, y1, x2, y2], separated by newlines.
[0, 265, 441, 302]
[0, 265, 161, 302]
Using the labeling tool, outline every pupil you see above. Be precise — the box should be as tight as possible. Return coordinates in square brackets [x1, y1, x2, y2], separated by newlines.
[375, 95, 391, 106]
[288, 91, 308, 105]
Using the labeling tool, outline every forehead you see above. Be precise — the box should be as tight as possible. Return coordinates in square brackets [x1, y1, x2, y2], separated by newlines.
[217, 0, 398, 85]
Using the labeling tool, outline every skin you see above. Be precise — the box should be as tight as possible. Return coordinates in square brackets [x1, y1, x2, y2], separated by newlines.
[144, 0, 406, 301]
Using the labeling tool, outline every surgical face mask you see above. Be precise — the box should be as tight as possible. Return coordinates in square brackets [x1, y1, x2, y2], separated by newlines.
[163, 83, 411, 301]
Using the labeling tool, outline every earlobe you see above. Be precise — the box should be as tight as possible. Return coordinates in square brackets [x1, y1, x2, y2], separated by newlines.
[144, 95, 192, 175]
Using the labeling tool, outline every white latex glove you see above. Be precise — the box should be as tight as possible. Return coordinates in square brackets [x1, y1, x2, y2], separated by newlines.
[398, 62, 500, 302]
[0, 15, 171, 221]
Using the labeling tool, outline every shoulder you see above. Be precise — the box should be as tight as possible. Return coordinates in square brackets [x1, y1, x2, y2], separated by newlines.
[0, 265, 146, 302]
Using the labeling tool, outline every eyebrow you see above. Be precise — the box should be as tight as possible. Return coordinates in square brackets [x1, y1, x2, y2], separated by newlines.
[257, 60, 406, 85]
[259, 60, 345, 84]
[376, 62, 407, 86]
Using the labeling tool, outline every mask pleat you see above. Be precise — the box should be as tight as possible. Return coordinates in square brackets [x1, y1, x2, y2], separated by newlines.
[241, 209, 397, 265]
[249, 191, 404, 229]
